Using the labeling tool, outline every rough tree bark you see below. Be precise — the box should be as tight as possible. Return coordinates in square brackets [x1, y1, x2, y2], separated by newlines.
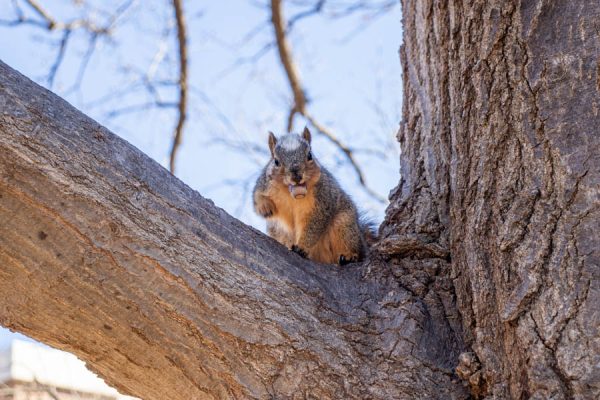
[383, 0, 600, 398]
[0, 0, 598, 399]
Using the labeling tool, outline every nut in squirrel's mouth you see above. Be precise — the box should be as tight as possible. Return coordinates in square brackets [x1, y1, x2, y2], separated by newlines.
[289, 183, 307, 199]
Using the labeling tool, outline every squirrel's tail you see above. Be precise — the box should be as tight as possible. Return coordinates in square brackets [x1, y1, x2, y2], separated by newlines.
[359, 213, 379, 246]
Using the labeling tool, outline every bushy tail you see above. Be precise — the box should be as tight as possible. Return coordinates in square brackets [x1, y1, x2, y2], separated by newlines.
[359, 213, 379, 246]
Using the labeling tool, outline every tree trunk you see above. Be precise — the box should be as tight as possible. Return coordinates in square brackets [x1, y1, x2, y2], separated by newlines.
[388, 0, 600, 398]
[0, 0, 598, 398]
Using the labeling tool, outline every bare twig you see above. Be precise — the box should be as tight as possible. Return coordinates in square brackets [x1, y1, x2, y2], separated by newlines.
[105, 101, 177, 119]
[3, 0, 135, 91]
[270, 0, 385, 203]
[305, 114, 386, 202]
[20, 0, 112, 33]
[287, 0, 325, 30]
[24, 0, 57, 28]
[64, 32, 99, 95]
[169, 0, 189, 174]
[47, 29, 71, 88]
[328, 0, 396, 18]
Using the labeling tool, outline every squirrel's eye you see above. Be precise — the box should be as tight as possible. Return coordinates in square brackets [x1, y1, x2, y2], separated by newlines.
[274, 159, 280, 167]
[307, 151, 313, 161]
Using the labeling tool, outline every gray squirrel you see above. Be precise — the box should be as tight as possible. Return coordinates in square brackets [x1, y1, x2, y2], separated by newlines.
[253, 127, 372, 265]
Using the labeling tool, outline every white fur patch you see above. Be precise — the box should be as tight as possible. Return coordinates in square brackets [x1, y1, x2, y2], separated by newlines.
[268, 219, 292, 238]
[280, 135, 301, 151]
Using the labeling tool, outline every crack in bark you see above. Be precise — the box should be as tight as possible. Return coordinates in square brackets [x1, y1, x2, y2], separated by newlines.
[530, 313, 575, 399]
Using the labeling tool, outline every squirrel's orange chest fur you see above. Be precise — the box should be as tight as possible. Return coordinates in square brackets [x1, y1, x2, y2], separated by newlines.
[267, 182, 315, 242]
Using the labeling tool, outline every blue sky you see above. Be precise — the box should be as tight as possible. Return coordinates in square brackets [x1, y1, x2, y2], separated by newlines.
[0, 0, 403, 348]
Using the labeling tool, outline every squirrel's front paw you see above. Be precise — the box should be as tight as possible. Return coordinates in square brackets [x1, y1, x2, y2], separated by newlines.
[255, 199, 275, 218]
[291, 245, 308, 258]
[339, 254, 358, 266]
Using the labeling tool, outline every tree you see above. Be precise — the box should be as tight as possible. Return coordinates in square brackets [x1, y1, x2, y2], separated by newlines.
[0, 1, 598, 400]
[392, 0, 599, 398]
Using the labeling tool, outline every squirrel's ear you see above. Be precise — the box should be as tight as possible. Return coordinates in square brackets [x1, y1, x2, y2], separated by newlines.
[302, 126, 312, 143]
[268, 131, 277, 156]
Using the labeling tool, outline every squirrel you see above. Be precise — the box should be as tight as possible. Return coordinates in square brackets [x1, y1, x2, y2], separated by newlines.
[253, 127, 370, 265]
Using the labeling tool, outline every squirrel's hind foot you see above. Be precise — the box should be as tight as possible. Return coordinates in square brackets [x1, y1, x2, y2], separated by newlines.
[339, 254, 358, 266]
[291, 245, 308, 259]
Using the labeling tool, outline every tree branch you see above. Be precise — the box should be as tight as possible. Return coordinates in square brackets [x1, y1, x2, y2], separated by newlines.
[46, 30, 71, 88]
[19, 0, 113, 33]
[270, 0, 385, 203]
[0, 60, 467, 399]
[304, 114, 387, 202]
[3, 0, 135, 90]
[169, 0, 189, 174]
[23, 0, 57, 29]
[271, 0, 307, 115]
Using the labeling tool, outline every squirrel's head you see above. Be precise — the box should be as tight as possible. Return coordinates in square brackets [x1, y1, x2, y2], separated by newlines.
[267, 127, 321, 199]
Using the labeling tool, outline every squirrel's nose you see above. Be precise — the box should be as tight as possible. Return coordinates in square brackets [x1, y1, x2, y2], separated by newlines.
[290, 167, 302, 183]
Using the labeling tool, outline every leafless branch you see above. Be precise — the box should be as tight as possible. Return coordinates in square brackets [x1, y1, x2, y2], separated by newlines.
[64, 32, 99, 94]
[3, 1, 198, 175]
[270, 0, 385, 203]
[209, 137, 270, 159]
[238, 18, 271, 45]
[217, 41, 275, 80]
[287, 0, 396, 19]
[105, 101, 177, 119]
[20, 0, 113, 33]
[24, 0, 58, 28]
[286, 0, 325, 30]
[3, 0, 394, 204]
[271, 0, 307, 115]
[46, 29, 71, 88]
[3, 0, 135, 91]
[169, 0, 189, 174]
[304, 114, 386, 202]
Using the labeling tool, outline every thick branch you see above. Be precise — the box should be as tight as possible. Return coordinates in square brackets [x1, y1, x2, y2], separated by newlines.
[0, 61, 467, 399]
